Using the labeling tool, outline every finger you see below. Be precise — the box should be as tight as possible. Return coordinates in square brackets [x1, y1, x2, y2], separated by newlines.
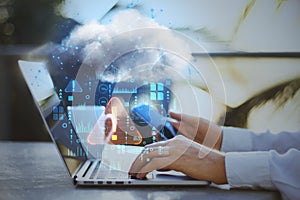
[144, 140, 169, 148]
[169, 120, 181, 131]
[169, 112, 196, 123]
[172, 116, 200, 137]
[169, 112, 182, 121]
[169, 113, 196, 127]
[152, 131, 163, 142]
[136, 157, 169, 179]
[129, 146, 170, 174]
[129, 146, 170, 176]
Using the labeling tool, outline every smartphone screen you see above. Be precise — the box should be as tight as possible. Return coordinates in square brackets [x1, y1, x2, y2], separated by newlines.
[131, 104, 176, 140]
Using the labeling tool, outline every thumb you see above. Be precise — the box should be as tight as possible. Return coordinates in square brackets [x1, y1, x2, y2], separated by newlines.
[167, 118, 181, 130]
[169, 112, 182, 121]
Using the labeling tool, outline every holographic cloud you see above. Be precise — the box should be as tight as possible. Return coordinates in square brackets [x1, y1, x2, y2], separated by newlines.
[63, 10, 202, 85]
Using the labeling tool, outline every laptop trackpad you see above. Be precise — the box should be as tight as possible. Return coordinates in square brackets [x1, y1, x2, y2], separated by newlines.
[155, 170, 195, 180]
[153, 170, 210, 185]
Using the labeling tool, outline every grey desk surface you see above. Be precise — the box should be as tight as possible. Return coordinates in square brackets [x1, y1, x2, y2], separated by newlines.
[0, 141, 281, 200]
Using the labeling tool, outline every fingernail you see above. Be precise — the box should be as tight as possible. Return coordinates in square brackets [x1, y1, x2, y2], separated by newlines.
[166, 117, 179, 123]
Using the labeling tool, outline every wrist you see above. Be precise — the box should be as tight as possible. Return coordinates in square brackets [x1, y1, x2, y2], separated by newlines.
[211, 153, 227, 184]
[200, 149, 227, 184]
[199, 119, 223, 151]
[207, 151, 228, 184]
[214, 128, 223, 151]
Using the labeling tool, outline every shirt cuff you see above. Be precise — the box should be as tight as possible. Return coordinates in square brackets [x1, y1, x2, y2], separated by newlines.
[225, 151, 275, 189]
[221, 126, 253, 152]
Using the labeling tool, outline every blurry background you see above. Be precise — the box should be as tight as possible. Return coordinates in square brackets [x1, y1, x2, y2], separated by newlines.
[0, 0, 77, 140]
[0, 0, 299, 141]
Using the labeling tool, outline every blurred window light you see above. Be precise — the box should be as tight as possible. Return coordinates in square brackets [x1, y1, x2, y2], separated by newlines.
[58, 0, 118, 24]
[0, 7, 9, 23]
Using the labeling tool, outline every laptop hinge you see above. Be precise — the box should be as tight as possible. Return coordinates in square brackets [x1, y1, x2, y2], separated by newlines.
[73, 160, 93, 179]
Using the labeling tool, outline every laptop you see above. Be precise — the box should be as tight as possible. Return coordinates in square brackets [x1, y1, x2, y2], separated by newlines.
[18, 59, 209, 186]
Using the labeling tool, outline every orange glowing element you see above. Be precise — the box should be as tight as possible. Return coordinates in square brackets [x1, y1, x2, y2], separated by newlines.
[87, 97, 143, 145]
[87, 112, 117, 145]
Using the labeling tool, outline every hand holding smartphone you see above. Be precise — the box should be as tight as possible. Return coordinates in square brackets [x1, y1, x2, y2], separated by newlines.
[131, 104, 177, 141]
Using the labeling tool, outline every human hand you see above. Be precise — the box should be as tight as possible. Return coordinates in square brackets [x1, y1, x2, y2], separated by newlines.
[128, 135, 227, 184]
[169, 112, 223, 151]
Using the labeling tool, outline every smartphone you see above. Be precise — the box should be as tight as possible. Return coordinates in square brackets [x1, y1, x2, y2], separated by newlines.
[131, 104, 177, 140]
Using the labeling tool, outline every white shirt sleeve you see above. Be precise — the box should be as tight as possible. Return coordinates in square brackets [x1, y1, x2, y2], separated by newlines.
[222, 127, 300, 200]
[225, 151, 275, 189]
[221, 126, 300, 153]
[225, 149, 300, 200]
[221, 126, 253, 152]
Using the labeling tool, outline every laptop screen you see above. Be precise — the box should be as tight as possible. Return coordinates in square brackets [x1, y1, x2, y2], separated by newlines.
[18, 60, 88, 176]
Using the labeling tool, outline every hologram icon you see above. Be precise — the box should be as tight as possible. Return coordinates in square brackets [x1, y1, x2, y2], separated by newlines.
[65, 80, 83, 93]
[87, 97, 143, 145]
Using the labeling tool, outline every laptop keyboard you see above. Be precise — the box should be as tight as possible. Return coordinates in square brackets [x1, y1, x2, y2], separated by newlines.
[97, 169, 129, 179]
[89, 160, 129, 180]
